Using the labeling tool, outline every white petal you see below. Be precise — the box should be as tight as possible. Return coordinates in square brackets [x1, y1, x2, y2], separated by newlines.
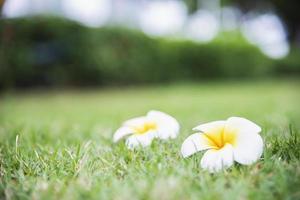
[225, 117, 263, 165]
[193, 121, 226, 133]
[226, 117, 261, 133]
[113, 126, 134, 143]
[232, 132, 263, 165]
[200, 144, 234, 173]
[123, 116, 148, 127]
[181, 133, 212, 158]
[125, 131, 157, 149]
[147, 110, 180, 139]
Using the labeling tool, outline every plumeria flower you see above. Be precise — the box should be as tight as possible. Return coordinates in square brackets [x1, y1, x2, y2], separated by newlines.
[113, 110, 180, 149]
[181, 117, 263, 173]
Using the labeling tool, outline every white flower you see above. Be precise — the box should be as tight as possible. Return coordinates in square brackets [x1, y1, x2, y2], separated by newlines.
[181, 117, 263, 173]
[113, 110, 180, 149]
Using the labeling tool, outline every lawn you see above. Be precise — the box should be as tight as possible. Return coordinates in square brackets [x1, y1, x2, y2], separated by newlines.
[0, 80, 300, 200]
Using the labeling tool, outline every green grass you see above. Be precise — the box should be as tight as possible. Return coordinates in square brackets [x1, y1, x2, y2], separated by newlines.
[0, 80, 300, 200]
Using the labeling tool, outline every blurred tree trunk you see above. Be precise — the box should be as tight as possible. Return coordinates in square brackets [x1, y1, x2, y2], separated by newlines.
[229, 0, 300, 46]
[184, 0, 199, 14]
[0, 0, 5, 17]
[270, 0, 300, 47]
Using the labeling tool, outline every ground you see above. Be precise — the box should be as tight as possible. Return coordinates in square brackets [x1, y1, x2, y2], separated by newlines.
[0, 79, 300, 200]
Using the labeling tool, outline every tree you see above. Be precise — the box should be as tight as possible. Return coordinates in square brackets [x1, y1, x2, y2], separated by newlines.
[227, 0, 300, 45]
[270, 0, 300, 45]
[184, 0, 300, 45]
[0, 0, 5, 17]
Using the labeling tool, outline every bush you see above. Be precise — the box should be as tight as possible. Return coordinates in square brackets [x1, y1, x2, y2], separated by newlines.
[0, 16, 297, 89]
[0, 17, 103, 88]
[273, 46, 300, 76]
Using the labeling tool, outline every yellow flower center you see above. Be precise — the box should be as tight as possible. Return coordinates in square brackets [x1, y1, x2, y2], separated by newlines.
[133, 121, 157, 134]
[202, 126, 238, 150]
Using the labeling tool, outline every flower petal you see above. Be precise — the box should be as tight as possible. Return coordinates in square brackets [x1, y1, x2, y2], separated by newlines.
[200, 144, 234, 173]
[147, 110, 180, 139]
[123, 116, 148, 127]
[226, 117, 263, 165]
[226, 117, 261, 133]
[193, 121, 226, 133]
[113, 126, 134, 143]
[181, 133, 212, 158]
[125, 131, 157, 149]
[232, 133, 263, 165]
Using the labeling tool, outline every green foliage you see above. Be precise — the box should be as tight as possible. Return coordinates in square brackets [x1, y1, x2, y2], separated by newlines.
[274, 47, 300, 76]
[0, 80, 300, 199]
[0, 16, 298, 89]
[0, 17, 100, 88]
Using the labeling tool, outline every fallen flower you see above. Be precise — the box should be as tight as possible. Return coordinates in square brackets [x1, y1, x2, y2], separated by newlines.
[181, 117, 263, 173]
[113, 110, 180, 149]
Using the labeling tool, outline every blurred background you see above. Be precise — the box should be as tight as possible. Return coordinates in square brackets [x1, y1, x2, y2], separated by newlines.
[1, 2, 300, 199]
[0, 0, 299, 89]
